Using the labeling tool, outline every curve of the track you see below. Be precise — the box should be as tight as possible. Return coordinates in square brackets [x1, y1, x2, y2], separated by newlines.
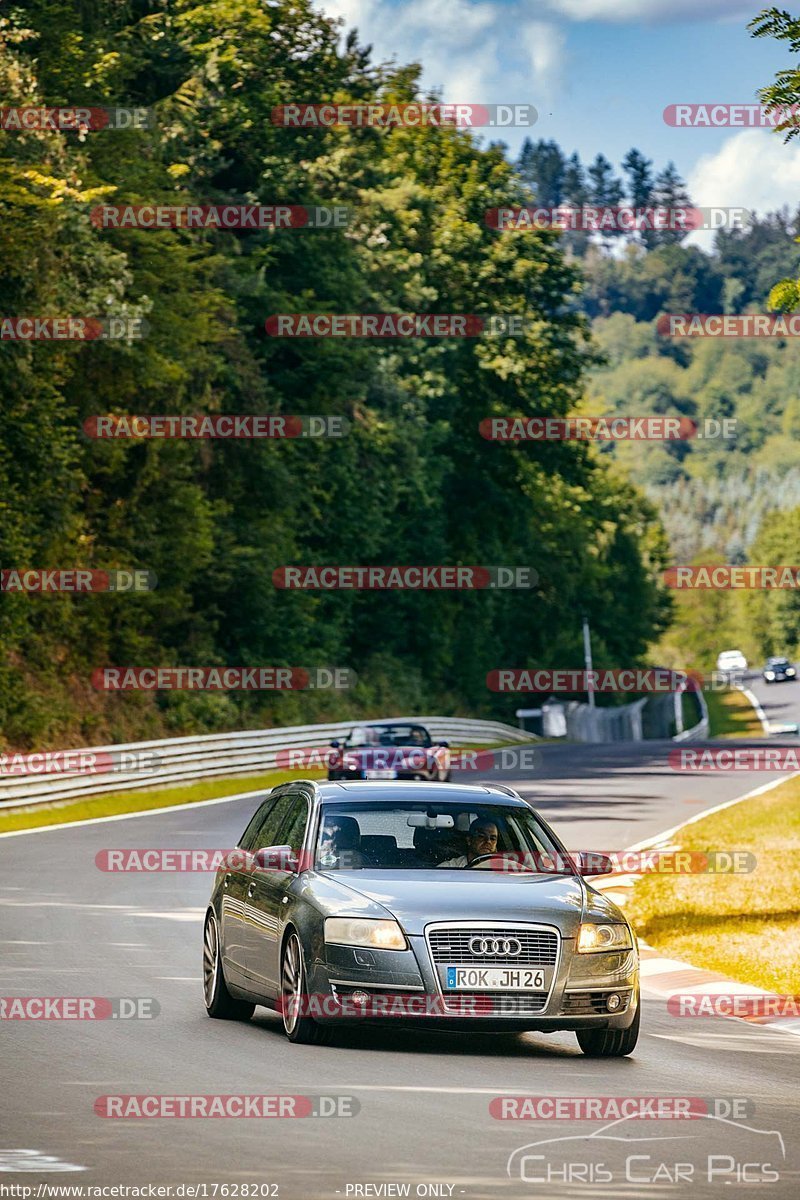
[2, 682, 800, 1197]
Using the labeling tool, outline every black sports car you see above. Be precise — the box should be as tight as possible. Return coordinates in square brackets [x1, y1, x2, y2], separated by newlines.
[762, 657, 796, 683]
[203, 780, 640, 1057]
[327, 722, 450, 782]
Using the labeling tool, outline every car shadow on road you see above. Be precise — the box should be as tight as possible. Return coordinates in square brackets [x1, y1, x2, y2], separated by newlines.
[248, 1009, 605, 1057]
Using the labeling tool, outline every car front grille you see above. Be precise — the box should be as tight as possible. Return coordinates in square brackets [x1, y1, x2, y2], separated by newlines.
[439, 992, 549, 1016]
[427, 926, 558, 967]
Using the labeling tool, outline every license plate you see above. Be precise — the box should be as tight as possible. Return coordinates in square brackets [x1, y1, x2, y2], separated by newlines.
[445, 966, 547, 991]
[364, 768, 396, 780]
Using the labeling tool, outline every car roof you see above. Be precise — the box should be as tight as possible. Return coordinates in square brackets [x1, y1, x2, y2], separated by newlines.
[314, 780, 527, 805]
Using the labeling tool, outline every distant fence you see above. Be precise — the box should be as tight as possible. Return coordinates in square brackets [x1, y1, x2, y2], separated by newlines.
[0, 715, 533, 810]
[536, 679, 709, 744]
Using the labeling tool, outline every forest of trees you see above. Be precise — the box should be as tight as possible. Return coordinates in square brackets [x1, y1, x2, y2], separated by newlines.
[0, 0, 673, 749]
[513, 137, 800, 667]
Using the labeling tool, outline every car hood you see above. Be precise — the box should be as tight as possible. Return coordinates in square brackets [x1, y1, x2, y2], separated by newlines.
[311, 868, 618, 937]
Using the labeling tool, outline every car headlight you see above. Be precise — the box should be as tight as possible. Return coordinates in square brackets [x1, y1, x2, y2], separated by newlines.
[787, 669, 796, 677]
[577, 923, 633, 953]
[765, 671, 775, 680]
[325, 917, 407, 951]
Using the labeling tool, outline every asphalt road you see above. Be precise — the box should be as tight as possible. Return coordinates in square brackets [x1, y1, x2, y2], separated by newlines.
[2, 677, 800, 1197]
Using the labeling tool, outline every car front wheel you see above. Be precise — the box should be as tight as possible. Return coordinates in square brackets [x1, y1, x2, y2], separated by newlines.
[203, 911, 254, 1021]
[576, 1003, 640, 1057]
[280, 931, 332, 1045]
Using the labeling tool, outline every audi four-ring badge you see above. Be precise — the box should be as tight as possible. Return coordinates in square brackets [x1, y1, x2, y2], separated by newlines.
[204, 780, 640, 1056]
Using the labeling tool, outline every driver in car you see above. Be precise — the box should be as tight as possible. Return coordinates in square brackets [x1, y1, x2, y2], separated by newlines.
[437, 819, 498, 867]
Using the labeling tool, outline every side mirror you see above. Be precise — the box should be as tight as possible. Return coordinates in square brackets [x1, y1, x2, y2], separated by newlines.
[576, 851, 615, 877]
[330, 740, 340, 749]
[253, 844, 299, 873]
[222, 848, 255, 872]
[438, 740, 450, 748]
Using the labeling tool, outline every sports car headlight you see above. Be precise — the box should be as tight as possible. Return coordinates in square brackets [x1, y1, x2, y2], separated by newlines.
[577, 923, 633, 953]
[787, 668, 796, 676]
[766, 671, 775, 680]
[325, 917, 407, 951]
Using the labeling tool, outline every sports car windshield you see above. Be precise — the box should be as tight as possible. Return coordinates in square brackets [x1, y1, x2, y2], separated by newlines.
[345, 725, 432, 749]
[315, 801, 571, 873]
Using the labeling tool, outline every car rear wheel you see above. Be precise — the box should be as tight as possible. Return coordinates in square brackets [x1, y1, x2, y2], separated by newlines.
[576, 1003, 640, 1057]
[203, 911, 254, 1021]
[280, 931, 332, 1045]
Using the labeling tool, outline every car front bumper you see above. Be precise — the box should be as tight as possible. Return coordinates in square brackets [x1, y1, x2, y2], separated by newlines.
[308, 931, 639, 1032]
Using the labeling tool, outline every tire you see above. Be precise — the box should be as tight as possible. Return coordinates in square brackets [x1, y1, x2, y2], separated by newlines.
[280, 931, 333, 1045]
[576, 1002, 640, 1057]
[203, 910, 255, 1021]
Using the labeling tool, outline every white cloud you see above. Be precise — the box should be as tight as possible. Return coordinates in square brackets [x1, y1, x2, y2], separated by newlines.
[687, 129, 800, 250]
[542, 0, 754, 21]
[316, 0, 564, 110]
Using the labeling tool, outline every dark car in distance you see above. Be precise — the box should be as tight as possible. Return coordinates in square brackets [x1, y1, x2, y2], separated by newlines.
[203, 780, 641, 1058]
[327, 722, 451, 782]
[762, 657, 797, 683]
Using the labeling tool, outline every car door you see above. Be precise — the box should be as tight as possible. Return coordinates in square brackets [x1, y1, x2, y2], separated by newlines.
[244, 788, 311, 993]
[219, 797, 278, 984]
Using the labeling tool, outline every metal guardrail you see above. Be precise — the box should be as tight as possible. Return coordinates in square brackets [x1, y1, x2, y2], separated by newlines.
[672, 681, 710, 742]
[0, 716, 534, 810]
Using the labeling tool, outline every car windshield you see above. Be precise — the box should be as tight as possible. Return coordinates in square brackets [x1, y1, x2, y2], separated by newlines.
[769, 659, 790, 668]
[314, 801, 571, 873]
[345, 725, 431, 749]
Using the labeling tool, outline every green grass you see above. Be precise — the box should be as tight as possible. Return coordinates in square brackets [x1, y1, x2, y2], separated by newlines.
[704, 687, 763, 738]
[0, 769, 325, 834]
[627, 777, 800, 993]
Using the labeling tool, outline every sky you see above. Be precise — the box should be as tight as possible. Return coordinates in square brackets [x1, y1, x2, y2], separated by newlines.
[314, 0, 800, 233]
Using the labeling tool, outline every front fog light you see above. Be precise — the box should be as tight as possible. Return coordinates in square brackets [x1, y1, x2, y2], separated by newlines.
[577, 923, 632, 953]
[606, 993, 622, 1012]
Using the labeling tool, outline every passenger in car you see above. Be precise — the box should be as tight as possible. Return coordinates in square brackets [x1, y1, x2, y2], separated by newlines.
[318, 814, 365, 869]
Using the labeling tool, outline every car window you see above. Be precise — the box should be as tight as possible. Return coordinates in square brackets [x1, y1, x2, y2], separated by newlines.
[250, 792, 297, 852]
[276, 792, 310, 854]
[238, 796, 279, 850]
